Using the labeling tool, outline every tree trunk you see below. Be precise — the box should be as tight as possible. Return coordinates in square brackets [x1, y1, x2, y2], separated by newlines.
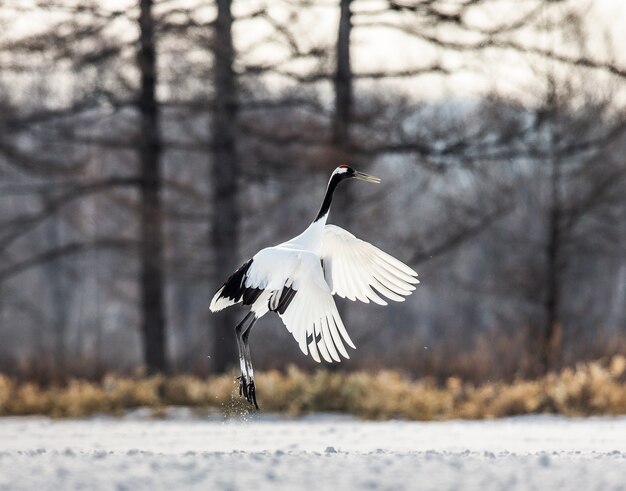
[331, 0, 354, 229]
[138, 0, 167, 374]
[44, 215, 68, 378]
[332, 0, 353, 150]
[541, 92, 562, 373]
[542, 164, 562, 373]
[210, 0, 240, 373]
[607, 215, 626, 332]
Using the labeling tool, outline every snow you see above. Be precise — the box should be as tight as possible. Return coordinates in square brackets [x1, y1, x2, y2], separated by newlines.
[1, 415, 625, 490]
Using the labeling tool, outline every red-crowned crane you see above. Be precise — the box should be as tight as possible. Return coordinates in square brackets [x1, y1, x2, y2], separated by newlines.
[210, 165, 419, 408]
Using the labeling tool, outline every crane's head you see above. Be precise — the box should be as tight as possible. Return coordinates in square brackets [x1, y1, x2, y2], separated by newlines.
[333, 164, 381, 184]
[314, 164, 381, 221]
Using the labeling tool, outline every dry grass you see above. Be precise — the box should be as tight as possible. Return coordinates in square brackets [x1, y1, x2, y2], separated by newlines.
[0, 356, 625, 420]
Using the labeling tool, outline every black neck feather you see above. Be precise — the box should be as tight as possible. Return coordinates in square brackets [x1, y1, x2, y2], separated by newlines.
[314, 174, 344, 222]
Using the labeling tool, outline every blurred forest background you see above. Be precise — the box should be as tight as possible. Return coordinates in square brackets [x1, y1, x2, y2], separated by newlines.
[1, 0, 625, 384]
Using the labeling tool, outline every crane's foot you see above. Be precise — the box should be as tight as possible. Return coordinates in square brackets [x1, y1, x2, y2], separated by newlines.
[237, 373, 249, 400]
[247, 379, 259, 410]
[236, 374, 259, 409]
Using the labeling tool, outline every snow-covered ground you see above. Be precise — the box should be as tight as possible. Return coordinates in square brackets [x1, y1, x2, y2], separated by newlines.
[1, 415, 625, 490]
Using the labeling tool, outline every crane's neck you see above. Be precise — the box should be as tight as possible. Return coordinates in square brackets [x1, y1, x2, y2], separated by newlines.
[314, 173, 342, 223]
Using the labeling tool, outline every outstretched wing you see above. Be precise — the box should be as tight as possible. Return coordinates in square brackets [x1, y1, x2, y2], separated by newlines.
[213, 246, 355, 364]
[320, 224, 419, 305]
[274, 250, 355, 364]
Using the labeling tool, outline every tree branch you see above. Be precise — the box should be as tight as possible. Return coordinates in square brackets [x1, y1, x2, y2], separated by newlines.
[0, 238, 134, 285]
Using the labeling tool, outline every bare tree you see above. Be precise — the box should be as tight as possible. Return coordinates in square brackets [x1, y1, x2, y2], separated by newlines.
[210, 0, 240, 372]
[537, 84, 626, 371]
[0, 0, 169, 374]
[138, 0, 168, 373]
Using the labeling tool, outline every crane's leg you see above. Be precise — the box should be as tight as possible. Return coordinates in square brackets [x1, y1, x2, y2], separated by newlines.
[234, 312, 255, 400]
[241, 316, 259, 409]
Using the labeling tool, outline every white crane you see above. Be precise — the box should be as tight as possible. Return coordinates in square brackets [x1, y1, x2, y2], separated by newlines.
[210, 165, 419, 408]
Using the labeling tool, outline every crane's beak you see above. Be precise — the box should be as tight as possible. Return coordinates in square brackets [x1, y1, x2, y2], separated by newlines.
[354, 171, 381, 184]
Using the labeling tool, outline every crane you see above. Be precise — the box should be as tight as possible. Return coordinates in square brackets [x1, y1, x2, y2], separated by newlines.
[210, 165, 419, 408]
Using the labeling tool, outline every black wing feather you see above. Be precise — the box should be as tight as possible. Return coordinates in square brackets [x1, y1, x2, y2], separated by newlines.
[214, 259, 263, 306]
[273, 285, 297, 314]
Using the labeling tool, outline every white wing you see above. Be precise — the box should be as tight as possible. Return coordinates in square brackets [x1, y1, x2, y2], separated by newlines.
[244, 247, 355, 363]
[320, 225, 419, 305]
